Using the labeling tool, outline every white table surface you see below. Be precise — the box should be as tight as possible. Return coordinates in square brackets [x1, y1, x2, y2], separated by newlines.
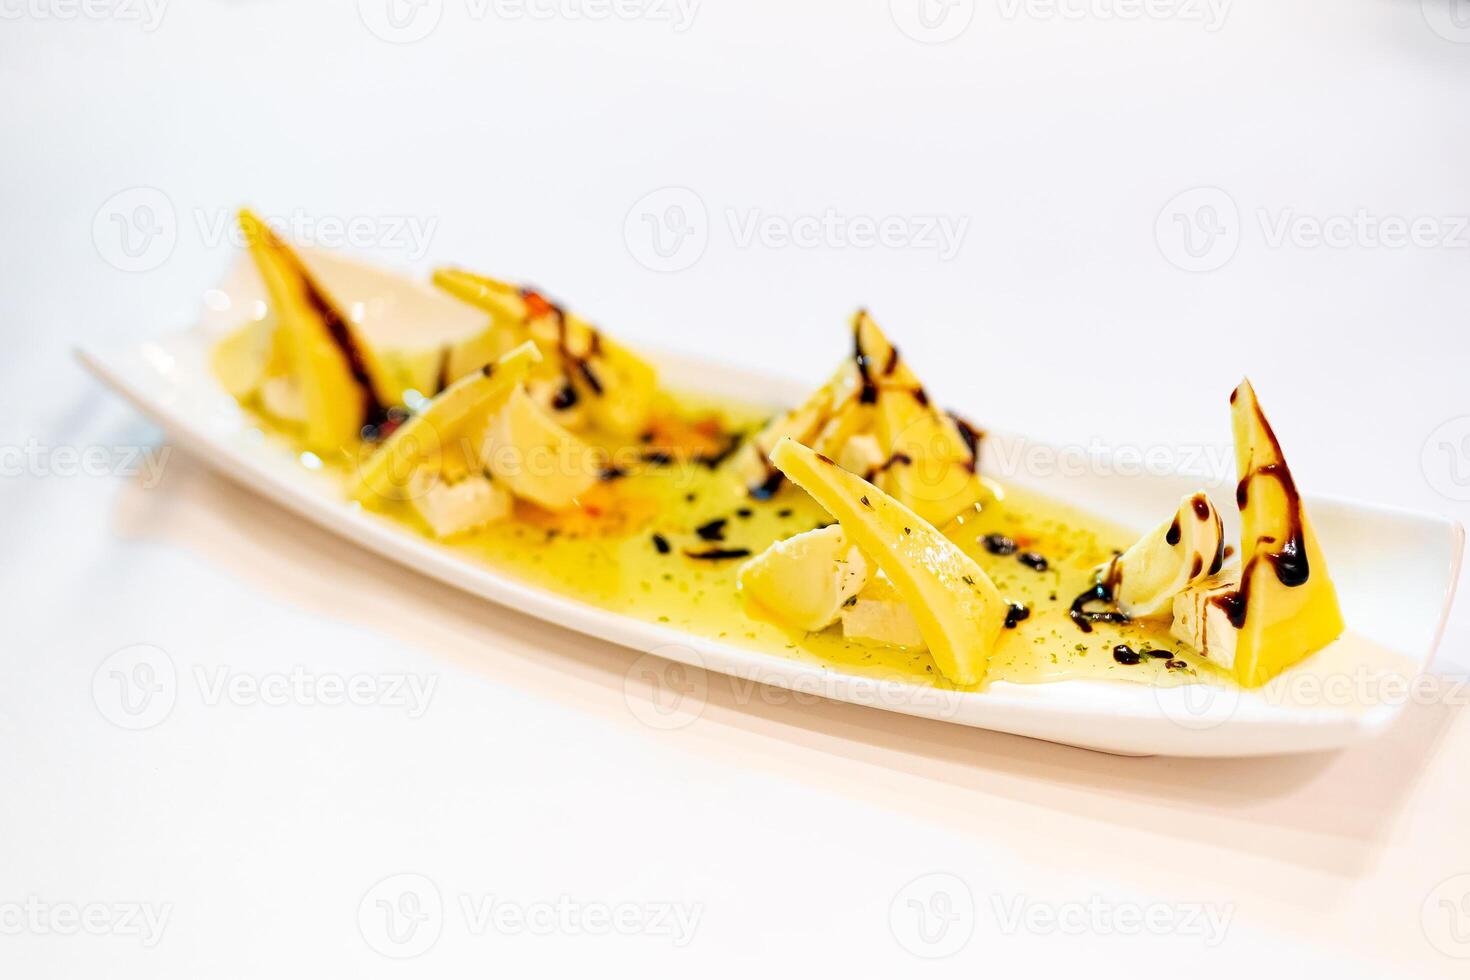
[4, 2, 1470, 976]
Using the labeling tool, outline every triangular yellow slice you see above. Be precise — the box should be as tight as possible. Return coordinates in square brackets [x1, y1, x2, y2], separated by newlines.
[351, 341, 540, 505]
[740, 312, 986, 525]
[433, 268, 657, 437]
[1219, 380, 1345, 687]
[240, 209, 373, 451]
[770, 436, 1007, 685]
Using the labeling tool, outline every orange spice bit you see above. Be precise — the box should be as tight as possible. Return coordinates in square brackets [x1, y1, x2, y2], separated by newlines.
[514, 482, 657, 538]
[640, 412, 731, 461]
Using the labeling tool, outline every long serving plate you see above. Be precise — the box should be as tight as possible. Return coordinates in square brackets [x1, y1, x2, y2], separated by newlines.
[79, 325, 1464, 758]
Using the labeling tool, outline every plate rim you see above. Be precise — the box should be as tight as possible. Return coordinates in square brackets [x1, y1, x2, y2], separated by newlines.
[75, 333, 1467, 757]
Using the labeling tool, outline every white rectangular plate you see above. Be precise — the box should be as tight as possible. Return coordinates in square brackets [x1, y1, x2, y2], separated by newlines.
[79, 327, 1464, 757]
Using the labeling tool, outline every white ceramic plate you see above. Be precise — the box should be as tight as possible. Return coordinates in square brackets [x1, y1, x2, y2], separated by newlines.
[78, 324, 1463, 758]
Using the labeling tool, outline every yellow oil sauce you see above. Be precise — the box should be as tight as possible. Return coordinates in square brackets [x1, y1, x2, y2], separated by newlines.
[276, 390, 1222, 692]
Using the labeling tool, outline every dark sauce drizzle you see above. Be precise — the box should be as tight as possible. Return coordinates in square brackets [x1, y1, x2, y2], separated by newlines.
[1004, 603, 1031, 629]
[695, 518, 728, 542]
[1210, 394, 1310, 629]
[683, 547, 753, 561]
[1069, 580, 1131, 634]
[743, 315, 979, 495]
[521, 288, 606, 404]
[275, 244, 388, 429]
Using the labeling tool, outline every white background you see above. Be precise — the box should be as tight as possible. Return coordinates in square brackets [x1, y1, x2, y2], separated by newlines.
[4, 0, 1470, 976]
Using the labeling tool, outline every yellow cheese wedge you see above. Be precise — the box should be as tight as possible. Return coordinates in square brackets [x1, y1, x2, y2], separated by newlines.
[350, 341, 541, 505]
[739, 311, 985, 524]
[239, 209, 369, 452]
[1170, 381, 1345, 687]
[841, 575, 927, 650]
[479, 384, 601, 511]
[433, 268, 658, 437]
[769, 436, 1007, 685]
[1104, 492, 1224, 619]
[737, 525, 873, 632]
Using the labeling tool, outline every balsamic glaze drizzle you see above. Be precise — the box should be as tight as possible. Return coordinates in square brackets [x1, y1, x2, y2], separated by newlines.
[1004, 603, 1031, 629]
[683, 547, 753, 561]
[275, 241, 388, 428]
[1210, 391, 1311, 629]
[1069, 581, 1131, 634]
